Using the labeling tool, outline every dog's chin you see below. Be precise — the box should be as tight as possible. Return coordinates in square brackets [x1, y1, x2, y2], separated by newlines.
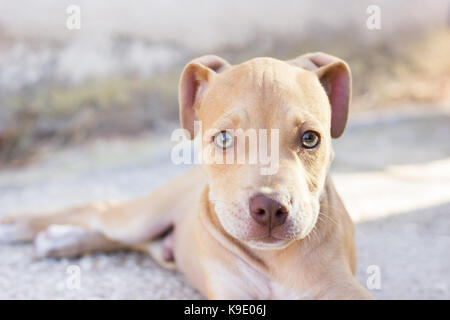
[244, 237, 294, 251]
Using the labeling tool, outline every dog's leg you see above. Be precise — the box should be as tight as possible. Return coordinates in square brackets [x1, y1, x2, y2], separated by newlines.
[0, 200, 175, 261]
[0, 203, 177, 268]
[31, 224, 176, 269]
[0, 202, 116, 243]
[0, 168, 203, 266]
[33, 224, 128, 258]
[31, 225, 178, 272]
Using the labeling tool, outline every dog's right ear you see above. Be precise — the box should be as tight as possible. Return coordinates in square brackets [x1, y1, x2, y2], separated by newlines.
[179, 55, 230, 139]
[287, 52, 351, 138]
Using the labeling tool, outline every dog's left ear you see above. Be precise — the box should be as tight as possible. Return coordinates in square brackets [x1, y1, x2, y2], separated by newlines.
[287, 52, 351, 138]
[179, 55, 231, 139]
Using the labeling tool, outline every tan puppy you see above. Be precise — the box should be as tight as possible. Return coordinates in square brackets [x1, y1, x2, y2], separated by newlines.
[0, 53, 372, 299]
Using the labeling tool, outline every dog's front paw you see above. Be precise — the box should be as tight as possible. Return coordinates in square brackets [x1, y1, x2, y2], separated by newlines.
[34, 225, 89, 258]
[0, 215, 36, 243]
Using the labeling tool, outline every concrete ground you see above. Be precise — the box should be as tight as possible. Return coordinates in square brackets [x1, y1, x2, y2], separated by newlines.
[0, 107, 449, 299]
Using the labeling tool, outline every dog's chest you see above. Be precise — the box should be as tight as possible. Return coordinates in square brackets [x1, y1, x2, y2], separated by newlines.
[209, 258, 313, 299]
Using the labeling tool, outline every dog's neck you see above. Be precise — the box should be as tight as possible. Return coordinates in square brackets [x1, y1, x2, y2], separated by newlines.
[198, 175, 341, 277]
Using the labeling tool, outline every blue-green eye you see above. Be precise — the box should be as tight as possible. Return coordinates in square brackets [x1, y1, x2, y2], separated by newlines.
[214, 131, 234, 149]
[301, 131, 320, 149]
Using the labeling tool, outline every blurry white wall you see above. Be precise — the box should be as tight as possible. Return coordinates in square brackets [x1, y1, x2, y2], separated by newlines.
[0, 0, 448, 50]
[0, 0, 449, 92]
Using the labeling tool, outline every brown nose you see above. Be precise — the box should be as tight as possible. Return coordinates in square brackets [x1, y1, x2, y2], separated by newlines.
[249, 194, 288, 228]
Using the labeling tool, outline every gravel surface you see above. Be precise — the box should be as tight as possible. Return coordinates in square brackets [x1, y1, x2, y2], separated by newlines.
[0, 107, 449, 299]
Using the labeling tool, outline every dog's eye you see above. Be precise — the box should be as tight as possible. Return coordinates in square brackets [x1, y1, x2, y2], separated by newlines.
[214, 131, 234, 149]
[301, 131, 320, 149]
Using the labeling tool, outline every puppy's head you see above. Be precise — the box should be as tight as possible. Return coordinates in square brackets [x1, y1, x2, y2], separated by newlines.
[179, 53, 351, 250]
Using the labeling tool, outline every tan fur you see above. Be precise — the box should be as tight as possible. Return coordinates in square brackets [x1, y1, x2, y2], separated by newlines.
[0, 53, 372, 299]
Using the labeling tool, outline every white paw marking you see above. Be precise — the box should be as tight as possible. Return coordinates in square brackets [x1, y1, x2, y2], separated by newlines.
[34, 225, 88, 258]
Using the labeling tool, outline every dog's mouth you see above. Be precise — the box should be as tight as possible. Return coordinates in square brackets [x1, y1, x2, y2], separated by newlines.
[242, 230, 293, 241]
[245, 236, 294, 250]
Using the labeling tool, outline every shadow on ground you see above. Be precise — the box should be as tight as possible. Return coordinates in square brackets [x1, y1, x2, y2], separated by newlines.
[332, 110, 450, 172]
[355, 201, 450, 299]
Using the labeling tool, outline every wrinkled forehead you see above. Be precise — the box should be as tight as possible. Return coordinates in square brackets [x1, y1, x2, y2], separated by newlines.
[199, 57, 331, 130]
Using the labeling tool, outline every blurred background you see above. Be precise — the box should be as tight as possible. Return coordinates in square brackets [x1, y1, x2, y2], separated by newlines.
[0, 0, 449, 299]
